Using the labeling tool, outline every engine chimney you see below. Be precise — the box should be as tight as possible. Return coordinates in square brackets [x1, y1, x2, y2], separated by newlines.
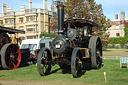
[115, 14, 118, 19]
[121, 11, 125, 20]
[21, 5, 25, 11]
[49, 5, 52, 11]
[29, 0, 32, 9]
[57, 2, 65, 34]
[43, 0, 47, 11]
[2, 3, 6, 13]
[7, 7, 13, 12]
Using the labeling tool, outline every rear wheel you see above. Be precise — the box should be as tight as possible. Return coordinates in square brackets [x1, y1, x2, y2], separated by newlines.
[89, 36, 102, 69]
[71, 47, 83, 78]
[37, 48, 52, 76]
[1, 43, 21, 70]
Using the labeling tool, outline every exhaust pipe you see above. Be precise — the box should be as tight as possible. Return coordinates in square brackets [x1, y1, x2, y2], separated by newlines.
[56, 2, 65, 34]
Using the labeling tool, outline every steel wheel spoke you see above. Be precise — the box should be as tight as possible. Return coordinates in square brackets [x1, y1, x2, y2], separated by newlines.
[37, 48, 52, 76]
[71, 48, 82, 78]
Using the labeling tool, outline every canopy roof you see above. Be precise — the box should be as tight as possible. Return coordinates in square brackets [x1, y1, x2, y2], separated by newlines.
[0, 26, 25, 34]
[64, 19, 101, 28]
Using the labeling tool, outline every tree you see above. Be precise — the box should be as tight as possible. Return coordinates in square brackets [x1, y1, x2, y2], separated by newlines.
[51, 0, 110, 32]
[65, 0, 111, 32]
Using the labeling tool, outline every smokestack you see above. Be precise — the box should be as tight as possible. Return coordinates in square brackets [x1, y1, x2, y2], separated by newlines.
[115, 14, 118, 19]
[121, 11, 125, 20]
[2, 3, 6, 13]
[29, 0, 32, 9]
[7, 7, 13, 12]
[21, 5, 25, 11]
[57, 2, 65, 34]
[43, 0, 47, 10]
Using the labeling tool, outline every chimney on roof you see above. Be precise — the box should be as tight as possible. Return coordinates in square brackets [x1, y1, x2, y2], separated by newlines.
[2, 3, 6, 13]
[43, 0, 47, 11]
[21, 5, 25, 11]
[115, 14, 118, 19]
[7, 7, 13, 12]
[49, 5, 52, 11]
[121, 11, 125, 20]
[29, 0, 32, 9]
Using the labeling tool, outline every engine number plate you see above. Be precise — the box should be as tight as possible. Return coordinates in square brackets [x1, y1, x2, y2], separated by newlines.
[56, 45, 60, 48]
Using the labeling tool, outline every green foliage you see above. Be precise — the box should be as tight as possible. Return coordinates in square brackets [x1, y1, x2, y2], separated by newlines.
[64, 0, 111, 29]
[124, 26, 128, 37]
[109, 37, 128, 44]
[40, 33, 56, 38]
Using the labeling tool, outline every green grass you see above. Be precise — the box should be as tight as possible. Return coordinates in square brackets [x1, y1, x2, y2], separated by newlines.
[0, 60, 128, 85]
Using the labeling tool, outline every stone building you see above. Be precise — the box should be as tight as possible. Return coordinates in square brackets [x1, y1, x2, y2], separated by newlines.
[106, 11, 128, 37]
[0, 0, 53, 41]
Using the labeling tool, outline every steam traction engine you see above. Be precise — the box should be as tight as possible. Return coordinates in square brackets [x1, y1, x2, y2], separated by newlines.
[37, 3, 102, 78]
[0, 26, 25, 70]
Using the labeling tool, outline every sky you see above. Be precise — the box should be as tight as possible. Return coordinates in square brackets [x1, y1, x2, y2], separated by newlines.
[0, 0, 128, 20]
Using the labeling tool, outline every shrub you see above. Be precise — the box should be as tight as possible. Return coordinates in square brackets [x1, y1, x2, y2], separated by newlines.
[40, 33, 57, 38]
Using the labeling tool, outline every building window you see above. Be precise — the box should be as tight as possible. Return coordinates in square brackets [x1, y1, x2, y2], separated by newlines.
[0, 20, 3, 24]
[19, 26, 24, 31]
[26, 16, 35, 22]
[116, 26, 119, 29]
[19, 18, 24, 23]
[11, 18, 14, 23]
[27, 28, 33, 32]
[5, 18, 14, 24]
[26, 25, 35, 32]
[5, 19, 8, 24]
[116, 33, 120, 37]
[26, 17, 29, 22]
[27, 36, 34, 39]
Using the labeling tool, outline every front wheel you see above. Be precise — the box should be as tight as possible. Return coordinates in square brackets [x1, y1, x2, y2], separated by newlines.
[71, 47, 83, 78]
[37, 48, 52, 76]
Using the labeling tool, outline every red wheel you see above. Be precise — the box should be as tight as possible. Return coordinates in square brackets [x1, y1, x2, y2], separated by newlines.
[1, 43, 21, 70]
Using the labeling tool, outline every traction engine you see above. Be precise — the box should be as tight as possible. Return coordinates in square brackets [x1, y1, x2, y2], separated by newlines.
[37, 3, 102, 78]
[0, 26, 25, 70]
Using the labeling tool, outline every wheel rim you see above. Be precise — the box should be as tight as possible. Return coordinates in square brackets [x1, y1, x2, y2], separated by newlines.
[37, 48, 52, 76]
[71, 47, 82, 78]
[96, 39, 102, 68]
[89, 36, 102, 69]
[75, 56, 82, 76]
[1, 43, 21, 70]
[41, 51, 50, 74]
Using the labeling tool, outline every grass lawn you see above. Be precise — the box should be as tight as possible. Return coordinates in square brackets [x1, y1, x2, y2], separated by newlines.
[0, 59, 128, 85]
